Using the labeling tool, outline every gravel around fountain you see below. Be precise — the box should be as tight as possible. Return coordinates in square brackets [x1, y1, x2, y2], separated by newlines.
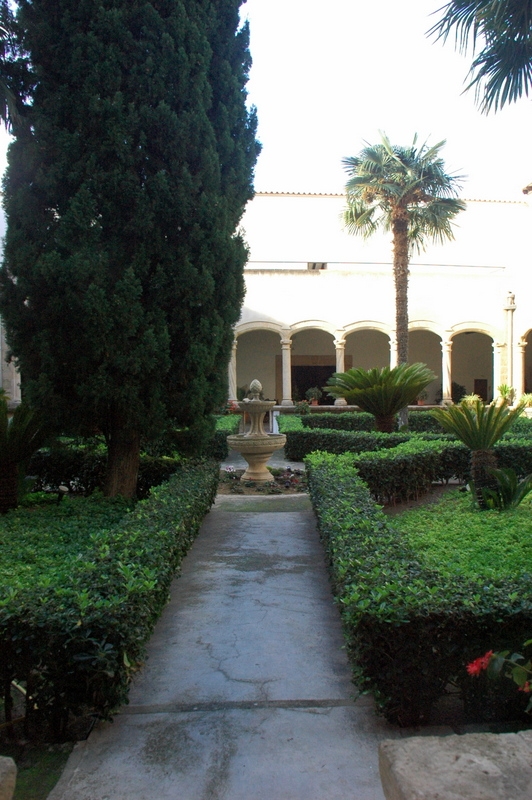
[218, 466, 308, 495]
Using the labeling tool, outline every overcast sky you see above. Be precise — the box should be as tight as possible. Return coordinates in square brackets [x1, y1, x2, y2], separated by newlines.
[242, 0, 532, 200]
[0, 1, 530, 203]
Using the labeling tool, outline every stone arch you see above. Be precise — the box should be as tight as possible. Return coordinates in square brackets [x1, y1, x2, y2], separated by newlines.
[450, 329, 494, 402]
[235, 328, 282, 402]
[289, 326, 336, 405]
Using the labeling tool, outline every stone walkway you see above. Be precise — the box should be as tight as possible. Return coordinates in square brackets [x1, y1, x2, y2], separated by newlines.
[49, 493, 400, 800]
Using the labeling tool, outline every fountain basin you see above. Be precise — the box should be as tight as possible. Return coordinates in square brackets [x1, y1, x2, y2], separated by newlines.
[227, 433, 286, 482]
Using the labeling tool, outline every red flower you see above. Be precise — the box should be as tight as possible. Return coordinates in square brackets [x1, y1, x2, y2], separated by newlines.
[466, 650, 493, 676]
[519, 681, 531, 693]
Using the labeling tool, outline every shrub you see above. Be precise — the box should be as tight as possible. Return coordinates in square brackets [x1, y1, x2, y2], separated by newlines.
[407, 411, 446, 433]
[284, 428, 409, 462]
[0, 459, 219, 739]
[306, 451, 532, 726]
[301, 412, 375, 431]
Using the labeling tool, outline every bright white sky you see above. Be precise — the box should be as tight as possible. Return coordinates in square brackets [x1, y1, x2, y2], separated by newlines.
[242, 0, 532, 200]
[0, 1, 530, 203]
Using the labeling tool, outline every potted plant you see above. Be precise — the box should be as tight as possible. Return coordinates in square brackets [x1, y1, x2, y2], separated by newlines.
[416, 390, 428, 405]
[305, 387, 322, 406]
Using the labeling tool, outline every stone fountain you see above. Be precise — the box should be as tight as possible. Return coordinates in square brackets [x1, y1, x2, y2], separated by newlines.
[227, 379, 286, 482]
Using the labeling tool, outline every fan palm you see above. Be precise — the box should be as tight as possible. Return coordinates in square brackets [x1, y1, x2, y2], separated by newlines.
[342, 134, 465, 366]
[429, 0, 532, 113]
[431, 396, 526, 508]
[0, 396, 48, 513]
[325, 363, 436, 432]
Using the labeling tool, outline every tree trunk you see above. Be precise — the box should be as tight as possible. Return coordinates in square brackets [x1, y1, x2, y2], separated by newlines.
[0, 461, 19, 514]
[392, 212, 410, 365]
[471, 448, 498, 508]
[104, 414, 140, 498]
[392, 212, 410, 429]
[375, 414, 396, 433]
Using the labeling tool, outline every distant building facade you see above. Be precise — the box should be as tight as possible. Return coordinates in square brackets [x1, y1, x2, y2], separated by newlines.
[229, 192, 532, 406]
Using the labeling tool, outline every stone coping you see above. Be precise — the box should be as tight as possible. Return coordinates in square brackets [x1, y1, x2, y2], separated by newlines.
[379, 730, 532, 800]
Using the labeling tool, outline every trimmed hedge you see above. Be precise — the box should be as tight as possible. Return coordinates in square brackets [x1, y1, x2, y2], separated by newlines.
[307, 451, 532, 726]
[283, 427, 410, 462]
[0, 459, 219, 738]
[301, 412, 376, 431]
[211, 414, 241, 460]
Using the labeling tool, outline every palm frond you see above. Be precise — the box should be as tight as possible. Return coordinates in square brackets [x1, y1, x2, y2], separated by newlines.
[325, 363, 436, 418]
[431, 396, 526, 449]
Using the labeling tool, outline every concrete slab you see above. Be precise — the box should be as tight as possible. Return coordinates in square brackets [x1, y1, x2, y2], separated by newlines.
[48, 496, 398, 800]
[379, 731, 532, 800]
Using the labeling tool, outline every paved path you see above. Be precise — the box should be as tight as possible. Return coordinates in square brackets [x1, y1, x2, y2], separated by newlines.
[49, 494, 398, 800]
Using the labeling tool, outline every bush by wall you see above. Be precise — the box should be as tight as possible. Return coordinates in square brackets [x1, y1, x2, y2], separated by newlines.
[0, 459, 219, 739]
[306, 451, 532, 726]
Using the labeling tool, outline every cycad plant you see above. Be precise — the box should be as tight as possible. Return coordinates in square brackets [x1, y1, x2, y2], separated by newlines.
[324, 363, 436, 432]
[431, 396, 526, 508]
[0, 395, 48, 513]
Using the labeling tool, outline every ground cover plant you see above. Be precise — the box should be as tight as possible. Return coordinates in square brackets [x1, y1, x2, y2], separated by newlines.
[0, 459, 218, 740]
[306, 450, 532, 726]
[394, 490, 532, 581]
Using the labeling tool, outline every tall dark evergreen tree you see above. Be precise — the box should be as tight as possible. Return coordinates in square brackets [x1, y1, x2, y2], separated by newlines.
[0, 0, 259, 496]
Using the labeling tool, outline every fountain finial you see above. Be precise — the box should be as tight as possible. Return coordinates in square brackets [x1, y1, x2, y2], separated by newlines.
[249, 379, 262, 400]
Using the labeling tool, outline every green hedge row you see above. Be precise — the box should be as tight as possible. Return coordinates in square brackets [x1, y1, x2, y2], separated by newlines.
[306, 451, 532, 725]
[282, 428, 411, 462]
[0, 460, 219, 739]
[29, 449, 183, 499]
[301, 412, 376, 431]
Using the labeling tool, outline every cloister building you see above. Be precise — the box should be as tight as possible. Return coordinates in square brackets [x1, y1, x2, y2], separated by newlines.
[229, 191, 532, 406]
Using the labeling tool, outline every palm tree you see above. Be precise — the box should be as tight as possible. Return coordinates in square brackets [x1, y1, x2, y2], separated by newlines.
[431, 396, 526, 508]
[342, 134, 465, 366]
[429, 0, 532, 113]
[324, 363, 436, 432]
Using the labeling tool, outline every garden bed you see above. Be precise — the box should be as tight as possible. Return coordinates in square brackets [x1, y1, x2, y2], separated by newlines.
[306, 450, 532, 726]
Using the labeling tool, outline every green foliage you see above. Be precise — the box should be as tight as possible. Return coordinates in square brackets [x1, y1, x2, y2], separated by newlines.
[284, 428, 409, 463]
[407, 410, 446, 433]
[301, 411, 375, 431]
[429, 0, 532, 113]
[0, 0, 259, 495]
[481, 467, 532, 510]
[28, 446, 182, 499]
[0, 459, 219, 738]
[325, 363, 436, 431]
[0, 397, 49, 512]
[432, 397, 526, 450]
[306, 451, 532, 725]
[277, 415, 304, 432]
[397, 490, 532, 578]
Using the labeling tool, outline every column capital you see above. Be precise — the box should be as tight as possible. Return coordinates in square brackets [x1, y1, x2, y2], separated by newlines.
[518, 340, 527, 351]
[280, 338, 292, 349]
[442, 339, 453, 353]
[333, 339, 346, 350]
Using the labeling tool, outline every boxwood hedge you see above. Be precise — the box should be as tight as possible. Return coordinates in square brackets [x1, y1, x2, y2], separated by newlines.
[0, 459, 218, 739]
[306, 451, 532, 726]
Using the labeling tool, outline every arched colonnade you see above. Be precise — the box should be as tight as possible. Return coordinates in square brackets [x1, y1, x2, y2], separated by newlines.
[229, 321, 499, 406]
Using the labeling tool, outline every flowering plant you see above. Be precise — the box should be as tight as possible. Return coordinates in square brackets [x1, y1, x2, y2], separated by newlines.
[467, 641, 532, 711]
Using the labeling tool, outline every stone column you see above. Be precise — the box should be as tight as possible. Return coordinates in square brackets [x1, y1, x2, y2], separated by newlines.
[494, 342, 504, 398]
[333, 339, 347, 406]
[505, 291, 516, 390]
[281, 338, 294, 406]
[228, 338, 238, 401]
[389, 336, 398, 368]
[517, 340, 527, 397]
[441, 340, 452, 404]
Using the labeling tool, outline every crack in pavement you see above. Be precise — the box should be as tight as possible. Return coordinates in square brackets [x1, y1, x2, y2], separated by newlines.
[122, 698, 357, 715]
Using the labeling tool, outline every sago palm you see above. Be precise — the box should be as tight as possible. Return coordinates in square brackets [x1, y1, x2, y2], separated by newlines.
[342, 133, 465, 365]
[431, 396, 526, 508]
[429, 0, 532, 113]
[325, 363, 436, 432]
[0, 396, 48, 513]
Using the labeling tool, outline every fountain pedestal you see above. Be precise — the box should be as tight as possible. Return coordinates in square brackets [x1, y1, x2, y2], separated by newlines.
[226, 380, 286, 482]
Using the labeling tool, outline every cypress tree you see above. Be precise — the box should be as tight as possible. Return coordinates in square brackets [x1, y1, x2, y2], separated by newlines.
[0, 0, 259, 496]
